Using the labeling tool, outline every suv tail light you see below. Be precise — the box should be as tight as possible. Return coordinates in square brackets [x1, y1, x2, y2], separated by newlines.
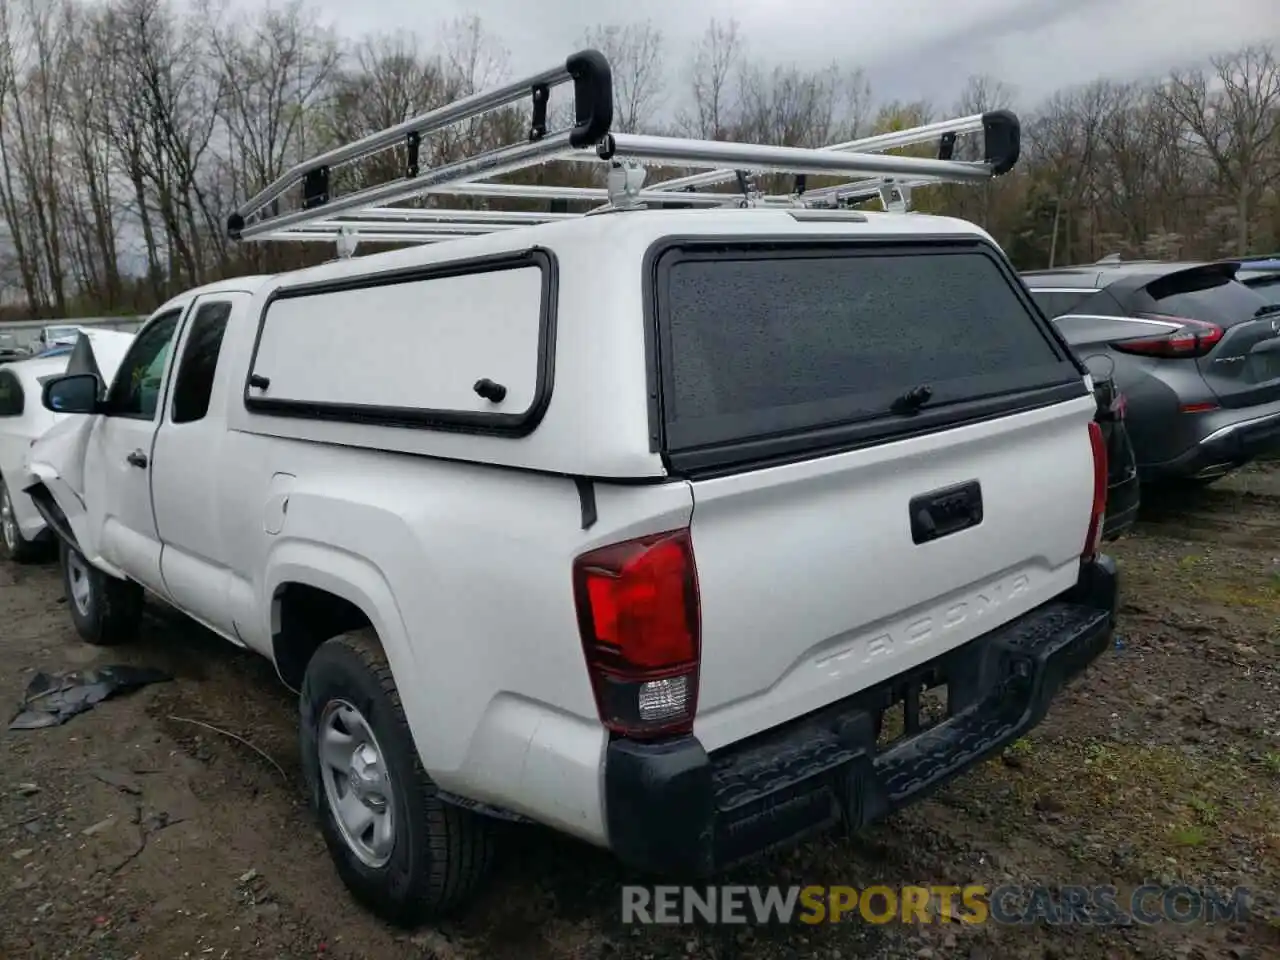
[1113, 314, 1223, 358]
[1082, 421, 1108, 559]
[573, 529, 701, 738]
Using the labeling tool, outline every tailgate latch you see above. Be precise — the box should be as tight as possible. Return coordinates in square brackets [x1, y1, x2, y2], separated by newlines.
[909, 480, 984, 545]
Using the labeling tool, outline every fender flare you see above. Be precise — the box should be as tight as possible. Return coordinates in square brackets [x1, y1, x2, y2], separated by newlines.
[264, 540, 430, 754]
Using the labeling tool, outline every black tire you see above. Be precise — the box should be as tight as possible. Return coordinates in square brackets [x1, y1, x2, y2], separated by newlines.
[299, 628, 494, 926]
[0, 476, 49, 564]
[60, 539, 144, 646]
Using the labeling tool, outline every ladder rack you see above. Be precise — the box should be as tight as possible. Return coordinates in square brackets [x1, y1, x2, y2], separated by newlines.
[228, 49, 1021, 252]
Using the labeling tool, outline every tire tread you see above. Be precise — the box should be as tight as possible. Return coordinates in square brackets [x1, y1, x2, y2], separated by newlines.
[304, 628, 494, 922]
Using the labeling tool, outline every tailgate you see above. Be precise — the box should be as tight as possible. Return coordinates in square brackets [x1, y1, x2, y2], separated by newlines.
[646, 235, 1096, 752]
[688, 399, 1095, 750]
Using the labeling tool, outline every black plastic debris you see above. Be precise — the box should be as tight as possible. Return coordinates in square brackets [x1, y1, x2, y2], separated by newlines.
[8, 666, 171, 731]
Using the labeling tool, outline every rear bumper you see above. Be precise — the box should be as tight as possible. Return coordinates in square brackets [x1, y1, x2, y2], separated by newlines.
[1143, 406, 1280, 481]
[603, 556, 1118, 876]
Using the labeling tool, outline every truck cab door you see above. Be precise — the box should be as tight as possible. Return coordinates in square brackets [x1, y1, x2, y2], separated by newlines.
[150, 295, 244, 640]
[82, 307, 185, 598]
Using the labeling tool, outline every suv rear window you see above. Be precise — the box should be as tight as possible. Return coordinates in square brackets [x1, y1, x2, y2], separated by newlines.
[1029, 289, 1097, 319]
[1146, 269, 1279, 328]
[652, 240, 1083, 465]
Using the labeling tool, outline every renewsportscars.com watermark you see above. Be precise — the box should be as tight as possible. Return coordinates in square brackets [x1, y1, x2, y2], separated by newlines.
[621, 884, 1252, 926]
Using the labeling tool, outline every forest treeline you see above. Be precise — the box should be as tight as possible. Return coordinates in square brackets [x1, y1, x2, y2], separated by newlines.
[0, 0, 1277, 319]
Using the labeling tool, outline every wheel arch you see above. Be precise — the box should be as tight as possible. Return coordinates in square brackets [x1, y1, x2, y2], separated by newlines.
[265, 542, 421, 707]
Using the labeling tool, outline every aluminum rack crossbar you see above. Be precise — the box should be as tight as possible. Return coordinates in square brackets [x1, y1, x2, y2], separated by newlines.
[645, 113, 995, 194]
[229, 48, 1022, 249]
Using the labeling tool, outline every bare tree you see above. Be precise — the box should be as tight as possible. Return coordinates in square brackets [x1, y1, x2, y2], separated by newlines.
[1160, 45, 1280, 254]
[0, 0, 74, 314]
[680, 18, 741, 140]
[59, 2, 124, 309]
[206, 0, 339, 198]
[737, 62, 847, 147]
[581, 21, 665, 134]
[0, 2, 1275, 319]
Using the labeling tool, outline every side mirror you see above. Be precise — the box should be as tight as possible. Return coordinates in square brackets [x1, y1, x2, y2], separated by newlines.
[42, 373, 102, 414]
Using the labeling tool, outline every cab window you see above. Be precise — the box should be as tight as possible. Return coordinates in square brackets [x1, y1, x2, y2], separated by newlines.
[106, 310, 182, 419]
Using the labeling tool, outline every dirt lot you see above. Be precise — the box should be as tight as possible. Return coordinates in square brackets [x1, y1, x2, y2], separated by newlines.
[2, 468, 1278, 960]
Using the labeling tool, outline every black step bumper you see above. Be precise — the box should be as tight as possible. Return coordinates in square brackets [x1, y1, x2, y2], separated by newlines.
[603, 555, 1118, 876]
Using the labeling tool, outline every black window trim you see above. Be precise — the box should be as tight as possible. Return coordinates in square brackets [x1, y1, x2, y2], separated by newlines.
[0, 369, 24, 418]
[103, 307, 187, 422]
[641, 233, 1090, 478]
[242, 247, 559, 438]
[169, 297, 235, 425]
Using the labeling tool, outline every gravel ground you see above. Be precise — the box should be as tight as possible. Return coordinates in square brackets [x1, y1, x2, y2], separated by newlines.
[2, 465, 1278, 960]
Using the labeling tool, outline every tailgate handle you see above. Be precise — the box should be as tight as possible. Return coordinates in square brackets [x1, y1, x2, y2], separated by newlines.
[910, 480, 983, 545]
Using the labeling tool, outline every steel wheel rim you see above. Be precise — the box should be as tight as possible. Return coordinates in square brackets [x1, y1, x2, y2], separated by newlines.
[65, 550, 93, 617]
[318, 698, 396, 868]
[0, 485, 16, 553]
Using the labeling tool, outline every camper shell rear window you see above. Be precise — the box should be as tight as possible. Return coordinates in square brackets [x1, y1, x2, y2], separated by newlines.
[647, 237, 1086, 475]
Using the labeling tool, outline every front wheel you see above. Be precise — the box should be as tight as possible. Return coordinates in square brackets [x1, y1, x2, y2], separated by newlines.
[60, 540, 144, 646]
[299, 628, 494, 926]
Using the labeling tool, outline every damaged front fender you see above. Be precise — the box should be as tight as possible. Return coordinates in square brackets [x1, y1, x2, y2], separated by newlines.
[21, 414, 113, 572]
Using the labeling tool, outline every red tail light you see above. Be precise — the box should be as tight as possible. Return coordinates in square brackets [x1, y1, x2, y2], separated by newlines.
[1082, 421, 1108, 559]
[1113, 314, 1223, 359]
[573, 529, 700, 738]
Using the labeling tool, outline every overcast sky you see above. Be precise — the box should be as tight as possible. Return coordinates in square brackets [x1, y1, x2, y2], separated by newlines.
[274, 0, 1276, 109]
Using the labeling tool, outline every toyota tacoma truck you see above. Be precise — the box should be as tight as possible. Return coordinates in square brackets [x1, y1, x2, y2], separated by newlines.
[22, 51, 1118, 925]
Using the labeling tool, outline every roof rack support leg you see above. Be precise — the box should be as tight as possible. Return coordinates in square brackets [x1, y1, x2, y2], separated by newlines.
[335, 225, 359, 260]
[605, 161, 647, 210]
[878, 182, 912, 214]
[733, 170, 759, 208]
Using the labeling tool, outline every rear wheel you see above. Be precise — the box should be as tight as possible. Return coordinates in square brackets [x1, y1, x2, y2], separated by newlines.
[299, 628, 494, 926]
[0, 478, 46, 564]
[60, 540, 144, 646]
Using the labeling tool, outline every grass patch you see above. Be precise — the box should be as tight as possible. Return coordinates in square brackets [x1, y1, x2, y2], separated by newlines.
[1171, 826, 1208, 847]
[977, 739, 1280, 879]
[1192, 577, 1280, 611]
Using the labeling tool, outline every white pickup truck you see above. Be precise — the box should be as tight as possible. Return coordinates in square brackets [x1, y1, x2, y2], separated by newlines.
[23, 52, 1118, 925]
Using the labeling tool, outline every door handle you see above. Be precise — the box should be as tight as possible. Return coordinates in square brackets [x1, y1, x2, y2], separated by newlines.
[126, 450, 148, 469]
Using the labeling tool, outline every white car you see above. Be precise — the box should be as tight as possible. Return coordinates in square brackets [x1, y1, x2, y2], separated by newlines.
[23, 54, 1118, 924]
[0, 330, 133, 561]
[38, 324, 87, 350]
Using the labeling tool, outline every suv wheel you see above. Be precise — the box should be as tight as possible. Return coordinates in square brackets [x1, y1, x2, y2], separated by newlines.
[0, 478, 43, 564]
[60, 540, 144, 645]
[300, 628, 494, 926]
